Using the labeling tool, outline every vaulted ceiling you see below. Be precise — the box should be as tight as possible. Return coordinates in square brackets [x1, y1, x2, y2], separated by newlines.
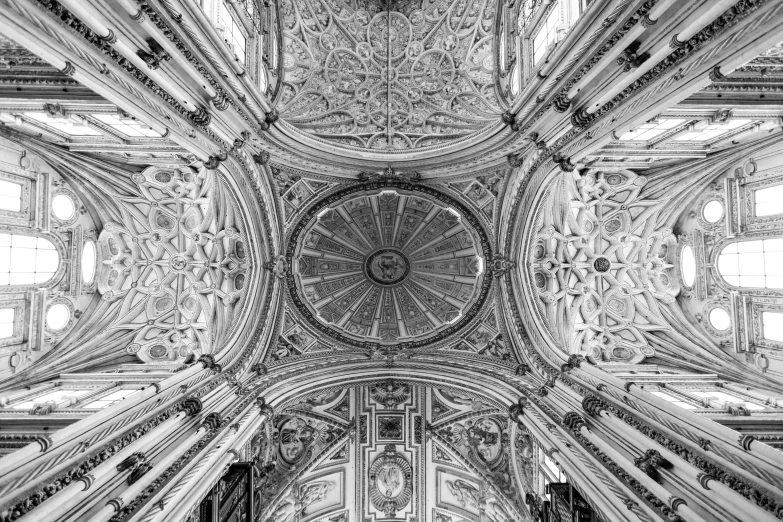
[278, 0, 501, 151]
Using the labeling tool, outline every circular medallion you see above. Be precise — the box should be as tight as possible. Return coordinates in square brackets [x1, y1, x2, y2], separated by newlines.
[288, 184, 491, 347]
[170, 255, 188, 272]
[365, 249, 410, 286]
[594, 256, 611, 272]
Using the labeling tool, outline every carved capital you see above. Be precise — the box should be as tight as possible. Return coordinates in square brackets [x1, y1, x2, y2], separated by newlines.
[117, 452, 146, 472]
[188, 106, 212, 128]
[562, 412, 586, 431]
[570, 108, 591, 128]
[100, 29, 117, 45]
[252, 151, 271, 166]
[552, 153, 575, 172]
[59, 62, 76, 76]
[634, 449, 671, 481]
[561, 354, 584, 372]
[669, 33, 686, 49]
[697, 473, 715, 490]
[35, 435, 53, 452]
[127, 462, 153, 485]
[178, 397, 203, 417]
[202, 412, 222, 431]
[709, 66, 727, 82]
[739, 434, 756, 451]
[77, 473, 95, 491]
[507, 153, 523, 168]
[197, 354, 217, 369]
[211, 91, 230, 111]
[265, 109, 279, 125]
[582, 395, 605, 416]
[552, 93, 571, 112]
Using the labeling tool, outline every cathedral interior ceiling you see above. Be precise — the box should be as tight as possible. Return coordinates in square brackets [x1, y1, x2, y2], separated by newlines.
[288, 185, 489, 345]
[253, 380, 531, 522]
[278, 0, 501, 153]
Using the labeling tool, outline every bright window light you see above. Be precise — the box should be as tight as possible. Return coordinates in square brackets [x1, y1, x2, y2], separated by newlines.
[532, 2, 559, 65]
[709, 308, 731, 330]
[703, 200, 724, 223]
[91, 114, 161, 138]
[763, 312, 783, 342]
[12, 389, 90, 409]
[46, 303, 70, 330]
[0, 180, 22, 212]
[0, 233, 59, 286]
[754, 185, 783, 217]
[651, 390, 698, 410]
[681, 245, 695, 286]
[51, 194, 75, 220]
[674, 120, 751, 141]
[81, 389, 139, 409]
[618, 119, 687, 141]
[24, 112, 102, 136]
[0, 308, 14, 339]
[718, 239, 783, 288]
[82, 241, 97, 284]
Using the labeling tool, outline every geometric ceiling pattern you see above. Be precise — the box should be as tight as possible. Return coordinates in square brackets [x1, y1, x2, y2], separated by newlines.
[252, 382, 527, 522]
[528, 169, 679, 364]
[289, 184, 490, 346]
[100, 166, 249, 363]
[278, 0, 501, 150]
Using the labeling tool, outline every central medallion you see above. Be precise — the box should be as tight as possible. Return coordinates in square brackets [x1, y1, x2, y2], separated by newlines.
[365, 249, 410, 286]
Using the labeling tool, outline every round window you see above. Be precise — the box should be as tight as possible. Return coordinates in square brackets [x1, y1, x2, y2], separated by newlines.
[703, 200, 723, 223]
[681, 245, 696, 286]
[52, 194, 75, 220]
[709, 308, 731, 331]
[46, 303, 70, 330]
[82, 241, 96, 283]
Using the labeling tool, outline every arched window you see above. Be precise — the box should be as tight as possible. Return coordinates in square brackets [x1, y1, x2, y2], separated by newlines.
[0, 233, 59, 286]
[717, 239, 783, 288]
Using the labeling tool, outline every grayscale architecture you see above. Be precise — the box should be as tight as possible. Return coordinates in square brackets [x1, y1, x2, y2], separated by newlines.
[0, 0, 783, 521]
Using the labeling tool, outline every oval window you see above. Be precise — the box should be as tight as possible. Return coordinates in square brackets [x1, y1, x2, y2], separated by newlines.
[681, 245, 696, 286]
[709, 308, 731, 331]
[52, 194, 75, 220]
[703, 200, 723, 223]
[46, 303, 70, 330]
[81, 241, 96, 283]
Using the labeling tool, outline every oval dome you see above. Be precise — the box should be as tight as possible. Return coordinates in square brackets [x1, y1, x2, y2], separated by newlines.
[288, 184, 491, 347]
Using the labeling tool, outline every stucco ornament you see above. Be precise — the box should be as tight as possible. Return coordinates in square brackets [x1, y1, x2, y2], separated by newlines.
[97, 165, 249, 363]
[528, 169, 679, 364]
[289, 185, 489, 346]
[278, 0, 501, 150]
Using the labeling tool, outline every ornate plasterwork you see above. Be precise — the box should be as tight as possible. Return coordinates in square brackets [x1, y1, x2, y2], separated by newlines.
[98, 165, 250, 362]
[287, 182, 490, 347]
[527, 169, 679, 364]
[278, 0, 501, 151]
